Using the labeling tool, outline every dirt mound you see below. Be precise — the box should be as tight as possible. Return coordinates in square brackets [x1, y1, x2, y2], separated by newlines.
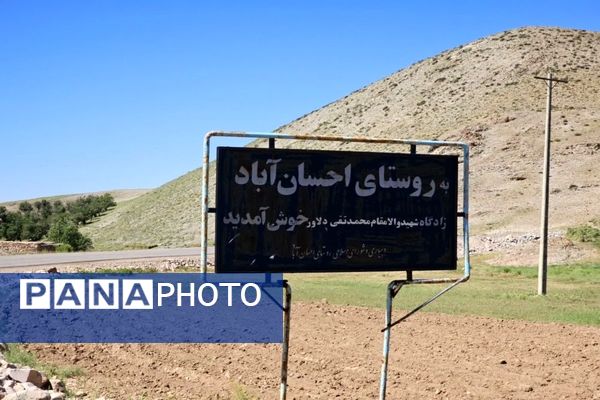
[27, 302, 600, 399]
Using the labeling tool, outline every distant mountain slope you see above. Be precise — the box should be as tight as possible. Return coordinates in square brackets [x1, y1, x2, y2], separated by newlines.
[1, 189, 150, 211]
[80, 169, 207, 250]
[83, 27, 600, 250]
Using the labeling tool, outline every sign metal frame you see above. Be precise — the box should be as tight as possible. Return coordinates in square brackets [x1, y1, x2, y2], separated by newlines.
[215, 146, 459, 273]
[200, 131, 471, 400]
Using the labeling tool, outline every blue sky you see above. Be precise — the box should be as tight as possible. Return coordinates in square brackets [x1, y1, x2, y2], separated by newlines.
[1, 0, 599, 202]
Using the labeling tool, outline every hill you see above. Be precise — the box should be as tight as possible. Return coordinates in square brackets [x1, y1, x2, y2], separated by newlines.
[79, 170, 206, 250]
[82, 27, 600, 257]
[1, 189, 150, 211]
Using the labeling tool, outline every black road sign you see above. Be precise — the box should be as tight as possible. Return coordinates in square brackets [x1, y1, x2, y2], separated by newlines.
[216, 147, 458, 273]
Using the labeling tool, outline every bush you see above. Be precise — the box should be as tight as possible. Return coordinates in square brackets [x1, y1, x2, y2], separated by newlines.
[47, 216, 92, 251]
[55, 243, 73, 252]
[566, 225, 600, 247]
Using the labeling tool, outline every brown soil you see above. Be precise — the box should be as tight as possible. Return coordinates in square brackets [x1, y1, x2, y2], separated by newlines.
[27, 302, 600, 399]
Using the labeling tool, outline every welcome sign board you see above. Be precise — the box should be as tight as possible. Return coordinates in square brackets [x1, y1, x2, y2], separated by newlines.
[216, 147, 458, 273]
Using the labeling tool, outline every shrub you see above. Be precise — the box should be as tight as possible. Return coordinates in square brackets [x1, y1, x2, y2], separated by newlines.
[55, 243, 73, 252]
[47, 216, 92, 251]
[566, 225, 600, 248]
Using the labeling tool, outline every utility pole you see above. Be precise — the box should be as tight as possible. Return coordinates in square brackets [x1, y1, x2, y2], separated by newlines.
[534, 72, 567, 295]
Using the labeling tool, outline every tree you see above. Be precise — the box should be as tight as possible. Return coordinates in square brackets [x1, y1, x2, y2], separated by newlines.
[0, 206, 8, 239]
[34, 199, 53, 220]
[20, 215, 47, 241]
[66, 194, 116, 225]
[98, 193, 116, 211]
[46, 216, 92, 251]
[2, 212, 23, 241]
[18, 201, 33, 214]
[67, 199, 92, 225]
[52, 200, 66, 214]
[0, 195, 115, 247]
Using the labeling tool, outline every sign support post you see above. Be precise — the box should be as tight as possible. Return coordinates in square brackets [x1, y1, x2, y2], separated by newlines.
[379, 280, 400, 398]
[378, 141, 470, 400]
[378, 276, 469, 399]
[280, 281, 291, 400]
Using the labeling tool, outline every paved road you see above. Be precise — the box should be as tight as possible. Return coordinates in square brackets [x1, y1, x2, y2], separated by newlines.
[0, 247, 212, 271]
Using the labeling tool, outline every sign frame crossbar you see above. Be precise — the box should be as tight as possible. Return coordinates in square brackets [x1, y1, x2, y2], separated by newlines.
[200, 131, 470, 400]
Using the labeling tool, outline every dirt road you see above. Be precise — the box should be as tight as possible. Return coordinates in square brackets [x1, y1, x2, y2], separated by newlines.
[27, 302, 600, 399]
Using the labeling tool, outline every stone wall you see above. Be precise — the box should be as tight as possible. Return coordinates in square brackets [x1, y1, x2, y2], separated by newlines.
[0, 241, 56, 256]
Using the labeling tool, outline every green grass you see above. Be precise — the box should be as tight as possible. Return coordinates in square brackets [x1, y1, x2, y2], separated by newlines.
[230, 384, 257, 400]
[78, 260, 600, 326]
[75, 260, 600, 327]
[4, 344, 84, 381]
[80, 167, 207, 250]
[286, 261, 600, 326]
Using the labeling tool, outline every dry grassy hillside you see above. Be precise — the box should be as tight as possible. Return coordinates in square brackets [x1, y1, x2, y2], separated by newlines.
[83, 27, 600, 253]
[1, 189, 149, 211]
[80, 169, 209, 250]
